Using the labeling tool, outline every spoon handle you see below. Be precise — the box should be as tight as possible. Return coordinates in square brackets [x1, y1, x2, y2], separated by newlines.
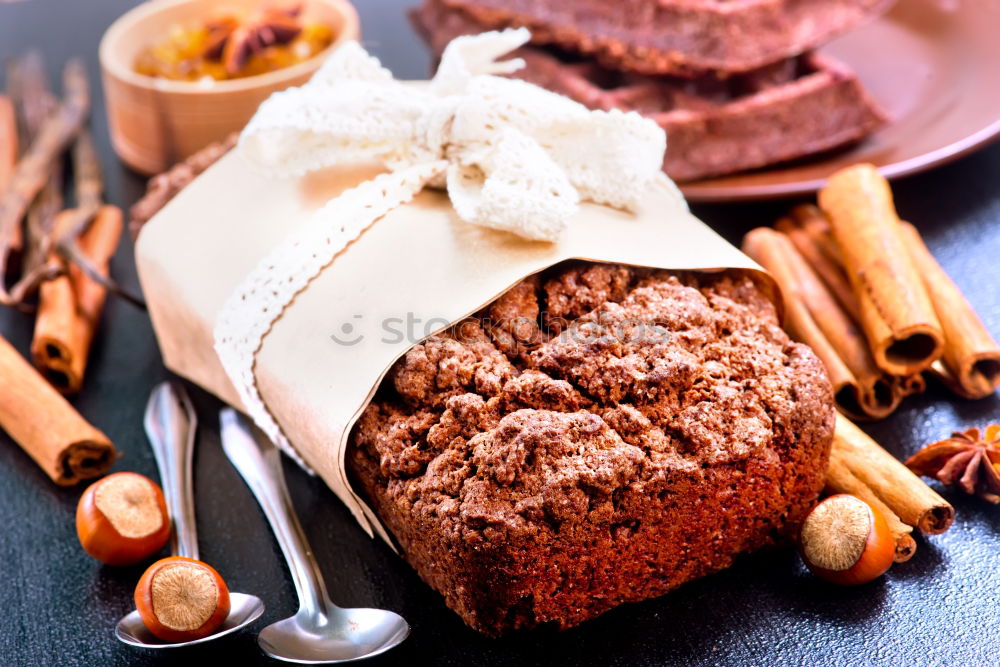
[220, 408, 332, 617]
[144, 382, 199, 561]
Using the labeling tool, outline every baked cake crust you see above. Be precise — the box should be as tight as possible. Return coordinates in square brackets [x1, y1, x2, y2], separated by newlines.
[439, 0, 896, 76]
[348, 265, 835, 635]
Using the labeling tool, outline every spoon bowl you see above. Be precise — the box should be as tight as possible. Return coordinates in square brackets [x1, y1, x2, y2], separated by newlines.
[115, 592, 265, 649]
[258, 607, 409, 663]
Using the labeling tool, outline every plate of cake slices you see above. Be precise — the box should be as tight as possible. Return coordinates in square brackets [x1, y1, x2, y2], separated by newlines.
[412, 0, 1000, 201]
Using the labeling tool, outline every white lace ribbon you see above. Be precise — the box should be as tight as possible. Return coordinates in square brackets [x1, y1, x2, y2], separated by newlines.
[214, 30, 671, 469]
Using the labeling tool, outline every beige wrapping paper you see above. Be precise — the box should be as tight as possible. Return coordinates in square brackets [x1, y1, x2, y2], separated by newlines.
[136, 148, 771, 545]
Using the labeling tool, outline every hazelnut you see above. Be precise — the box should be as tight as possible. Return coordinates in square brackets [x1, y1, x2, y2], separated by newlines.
[76, 472, 171, 566]
[135, 557, 231, 642]
[799, 494, 895, 586]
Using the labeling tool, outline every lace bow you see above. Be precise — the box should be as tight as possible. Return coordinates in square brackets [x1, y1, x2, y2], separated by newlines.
[215, 30, 670, 470]
[240, 28, 667, 241]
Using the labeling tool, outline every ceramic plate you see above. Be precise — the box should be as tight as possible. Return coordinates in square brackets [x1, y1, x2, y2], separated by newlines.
[681, 0, 1000, 202]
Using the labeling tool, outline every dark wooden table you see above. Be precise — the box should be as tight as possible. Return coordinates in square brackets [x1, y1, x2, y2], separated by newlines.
[2, 1, 999, 665]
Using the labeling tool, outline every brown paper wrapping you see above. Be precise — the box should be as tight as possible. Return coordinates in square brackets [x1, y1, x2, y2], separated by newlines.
[135, 150, 770, 543]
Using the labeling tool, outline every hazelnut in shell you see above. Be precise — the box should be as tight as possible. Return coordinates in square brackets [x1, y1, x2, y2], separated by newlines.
[76, 472, 171, 566]
[135, 556, 231, 642]
[799, 494, 896, 586]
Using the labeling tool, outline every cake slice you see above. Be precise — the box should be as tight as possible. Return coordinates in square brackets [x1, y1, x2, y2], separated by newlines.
[413, 0, 887, 182]
[508, 48, 887, 182]
[437, 0, 896, 76]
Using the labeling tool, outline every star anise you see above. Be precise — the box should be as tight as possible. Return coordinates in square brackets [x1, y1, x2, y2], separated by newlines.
[906, 425, 1000, 503]
[201, 2, 304, 76]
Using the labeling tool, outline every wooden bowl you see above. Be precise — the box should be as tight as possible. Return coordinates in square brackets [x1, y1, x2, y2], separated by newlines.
[99, 0, 360, 175]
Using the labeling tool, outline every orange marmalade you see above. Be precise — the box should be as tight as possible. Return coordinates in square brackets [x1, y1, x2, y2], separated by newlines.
[134, 10, 333, 82]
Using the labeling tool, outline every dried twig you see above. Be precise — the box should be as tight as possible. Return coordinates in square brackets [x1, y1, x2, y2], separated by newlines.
[0, 59, 89, 304]
[129, 132, 238, 239]
[51, 129, 144, 309]
[5, 53, 64, 308]
[61, 128, 103, 236]
[55, 242, 144, 309]
[8, 52, 51, 144]
[8, 176, 63, 306]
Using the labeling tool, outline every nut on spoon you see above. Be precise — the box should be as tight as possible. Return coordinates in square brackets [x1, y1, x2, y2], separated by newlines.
[115, 382, 265, 648]
[220, 408, 409, 663]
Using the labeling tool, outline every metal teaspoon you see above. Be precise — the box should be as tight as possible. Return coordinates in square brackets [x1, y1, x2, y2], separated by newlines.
[219, 408, 409, 663]
[115, 382, 265, 648]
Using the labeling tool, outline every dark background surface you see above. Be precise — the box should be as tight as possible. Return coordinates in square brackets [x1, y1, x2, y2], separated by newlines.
[1, 1, 999, 665]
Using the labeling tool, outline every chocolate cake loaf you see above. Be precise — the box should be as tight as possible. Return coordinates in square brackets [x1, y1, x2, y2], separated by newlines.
[437, 0, 895, 76]
[347, 264, 835, 635]
[413, 0, 887, 182]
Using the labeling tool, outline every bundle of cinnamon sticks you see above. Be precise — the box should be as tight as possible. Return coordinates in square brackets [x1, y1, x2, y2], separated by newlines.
[0, 53, 122, 484]
[743, 164, 1000, 421]
[740, 164, 991, 562]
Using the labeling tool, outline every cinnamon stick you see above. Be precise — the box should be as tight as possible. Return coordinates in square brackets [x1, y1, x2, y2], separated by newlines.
[0, 94, 15, 196]
[32, 205, 123, 394]
[0, 332, 115, 485]
[899, 372, 927, 398]
[775, 206, 928, 411]
[829, 413, 954, 537]
[818, 164, 944, 376]
[742, 228, 899, 420]
[825, 448, 917, 563]
[897, 221, 1000, 399]
[1, 90, 22, 257]
[778, 205, 860, 323]
[0, 59, 89, 304]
